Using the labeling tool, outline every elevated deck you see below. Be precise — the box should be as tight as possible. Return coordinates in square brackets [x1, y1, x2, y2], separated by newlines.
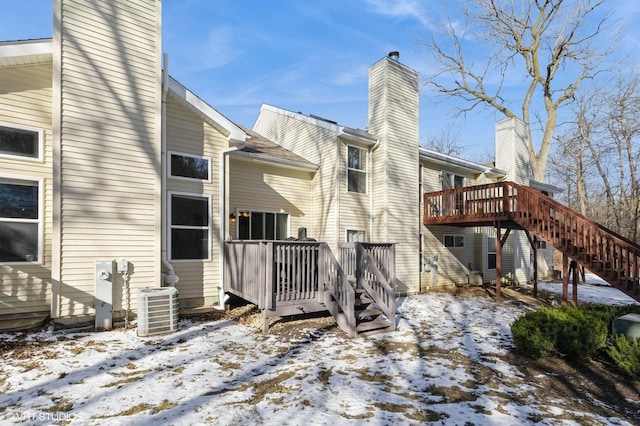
[424, 181, 640, 303]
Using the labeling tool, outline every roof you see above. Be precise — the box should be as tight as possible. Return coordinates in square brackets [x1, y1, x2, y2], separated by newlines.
[0, 39, 52, 67]
[259, 104, 377, 147]
[231, 125, 318, 172]
[167, 77, 245, 144]
[419, 147, 506, 178]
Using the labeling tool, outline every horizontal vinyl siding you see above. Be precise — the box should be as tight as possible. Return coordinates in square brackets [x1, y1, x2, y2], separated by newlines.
[255, 108, 337, 246]
[368, 58, 420, 294]
[0, 63, 53, 316]
[166, 98, 225, 304]
[229, 159, 314, 239]
[57, 0, 160, 318]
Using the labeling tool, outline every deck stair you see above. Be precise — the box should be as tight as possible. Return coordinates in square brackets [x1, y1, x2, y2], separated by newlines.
[423, 181, 640, 303]
[224, 240, 397, 337]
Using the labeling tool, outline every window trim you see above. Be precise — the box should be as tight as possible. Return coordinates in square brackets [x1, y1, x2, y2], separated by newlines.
[486, 234, 497, 270]
[168, 150, 211, 182]
[0, 175, 43, 264]
[0, 122, 44, 162]
[443, 234, 464, 248]
[234, 209, 290, 240]
[168, 191, 212, 262]
[346, 144, 367, 194]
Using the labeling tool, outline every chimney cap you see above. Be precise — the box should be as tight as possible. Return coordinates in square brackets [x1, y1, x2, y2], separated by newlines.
[388, 51, 400, 61]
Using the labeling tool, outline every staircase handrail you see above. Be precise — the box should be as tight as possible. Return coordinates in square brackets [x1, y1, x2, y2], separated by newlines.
[356, 243, 396, 330]
[511, 182, 640, 255]
[319, 243, 356, 334]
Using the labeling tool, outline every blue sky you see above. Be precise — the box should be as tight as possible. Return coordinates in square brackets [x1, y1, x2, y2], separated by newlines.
[1, 0, 639, 162]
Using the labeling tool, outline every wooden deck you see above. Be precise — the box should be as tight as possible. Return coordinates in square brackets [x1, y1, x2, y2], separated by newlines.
[424, 181, 640, 303]
[224, 241, 396, 337]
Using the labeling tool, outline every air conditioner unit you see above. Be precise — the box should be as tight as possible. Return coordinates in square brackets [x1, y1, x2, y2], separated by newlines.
[137, 287, 179, 337]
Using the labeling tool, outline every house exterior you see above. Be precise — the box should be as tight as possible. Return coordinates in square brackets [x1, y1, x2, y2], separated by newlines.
[0, 0, 554, 329]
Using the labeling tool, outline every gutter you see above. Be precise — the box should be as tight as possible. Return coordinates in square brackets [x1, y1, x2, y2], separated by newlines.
[161, 54, 178, 286]
[215, 136, 247, 309]
[369, 137, 381, 239]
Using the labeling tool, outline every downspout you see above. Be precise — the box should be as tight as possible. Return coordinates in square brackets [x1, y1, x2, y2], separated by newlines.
[161, 54, 179, 286]
[369, 138, 381, 239]
[215, 137, 247, 309]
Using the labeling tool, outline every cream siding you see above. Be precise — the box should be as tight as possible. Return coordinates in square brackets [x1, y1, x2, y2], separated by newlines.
[255, 106, 338, 247]
[0, 63, 53, 317]
[54, 0, 161, 320]
[165, 97, 225, 307]
[228, 159, 314, 239]
[368, 58, 420, 294]
[339, 142, 371, 241]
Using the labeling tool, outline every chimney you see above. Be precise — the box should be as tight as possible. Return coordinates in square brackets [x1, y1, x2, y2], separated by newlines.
[388, 51, 400, 61]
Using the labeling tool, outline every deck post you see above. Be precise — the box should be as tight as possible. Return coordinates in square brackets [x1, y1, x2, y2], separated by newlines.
[495, 221, 502, 303]
[571, 260, 579, 304]
[562, 253, 569, 306]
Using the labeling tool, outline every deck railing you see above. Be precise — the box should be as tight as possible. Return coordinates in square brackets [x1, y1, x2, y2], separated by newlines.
[225, 240, 397, 334]
[423, 181, 640, 298]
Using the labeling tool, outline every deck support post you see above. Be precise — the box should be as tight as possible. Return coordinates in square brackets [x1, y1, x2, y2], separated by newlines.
[562, 253, 569, 305]
[524, 231, 539, 297]
[495, 221, 502, 303]
[570, 260, 579, 304]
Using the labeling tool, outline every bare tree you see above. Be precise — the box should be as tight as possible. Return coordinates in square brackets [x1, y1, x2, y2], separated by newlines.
[549, 71, 640, 241]
[425, 0, 613, 181]
[422, 124, 465, 156]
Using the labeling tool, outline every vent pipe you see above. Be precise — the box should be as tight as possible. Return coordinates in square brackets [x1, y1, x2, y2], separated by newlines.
[388, 51, 399, 61]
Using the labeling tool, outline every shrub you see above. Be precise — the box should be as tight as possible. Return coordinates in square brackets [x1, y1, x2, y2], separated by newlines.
[606, 335, 640, 379]
[511, 305, 607, 360]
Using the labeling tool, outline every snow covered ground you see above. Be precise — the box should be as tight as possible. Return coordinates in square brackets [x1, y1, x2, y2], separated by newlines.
[0, 276, 638, 426]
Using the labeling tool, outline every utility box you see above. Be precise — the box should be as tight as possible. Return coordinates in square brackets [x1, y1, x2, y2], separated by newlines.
[612, 313, 640, 340]
[95, 260, 114, 331]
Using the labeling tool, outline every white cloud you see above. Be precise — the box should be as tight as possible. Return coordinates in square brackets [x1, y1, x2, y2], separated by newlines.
[365, 0, 432, 27]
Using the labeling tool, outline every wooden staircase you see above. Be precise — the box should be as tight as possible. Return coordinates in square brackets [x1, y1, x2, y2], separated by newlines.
[224, 240, 397, 338]
[322, 243, 396, 337]
[423, 181, 640, 303]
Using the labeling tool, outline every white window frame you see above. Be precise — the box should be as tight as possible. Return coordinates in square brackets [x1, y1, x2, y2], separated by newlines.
[486, 235, 497, 270]
[346, 144, 367, 194]
[444, 234, 464, 248]
[0, 175, 43, 264]
[235, 209, 290, 240]
[0, 122, 44, 162]
[168, 192, 212, 262]
[168, 151, 211, 182]
[346, 229, 367, 242]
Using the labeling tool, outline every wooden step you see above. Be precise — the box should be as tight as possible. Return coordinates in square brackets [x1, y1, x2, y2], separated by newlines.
[355, 316, 392, 336]
[357, 306, 383, 320]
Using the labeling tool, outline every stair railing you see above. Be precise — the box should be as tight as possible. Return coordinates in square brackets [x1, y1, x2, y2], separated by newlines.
[356, 243, 396, 330]
[319, 243, 356, 335]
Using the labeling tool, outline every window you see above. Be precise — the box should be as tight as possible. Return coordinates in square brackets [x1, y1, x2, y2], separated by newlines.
[441, 171, 465, 190]
[170, 194, 210, 260]
[0, 124, 41, 159]
[444, 234, 464, 248]
[487, 236, 497, 270]
[237, 210, 289, 240]
[0, 177, 41, 263]
[169, 152, 210, 181]
[347, 145, 367, 193]
[346, 229, 366, 242]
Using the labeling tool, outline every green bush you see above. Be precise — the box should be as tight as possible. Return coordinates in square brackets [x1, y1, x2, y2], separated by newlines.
[511, 305, 607, 360]
[606, 335, 640, 379]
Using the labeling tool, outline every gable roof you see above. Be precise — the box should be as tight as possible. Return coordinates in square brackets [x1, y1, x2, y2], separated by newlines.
[167, 77, 245, 144]
[419, 147, 506, 178]
[258, 104, 378, 147]
[232, 125, 318, 172]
